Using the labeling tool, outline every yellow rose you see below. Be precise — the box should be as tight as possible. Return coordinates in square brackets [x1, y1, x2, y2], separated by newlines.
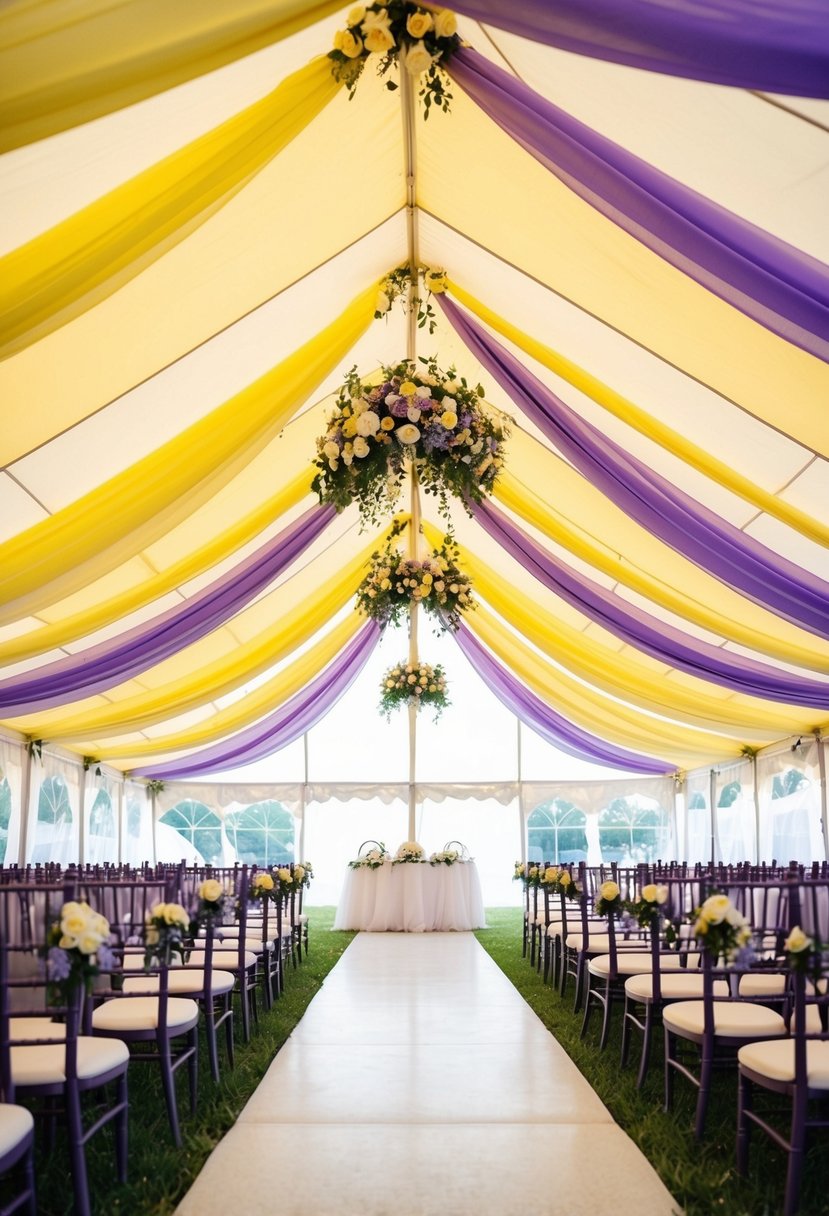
[164, 902, 189, 928]
[78, 931, 102, 956]
[785, 925, 813, 954]
[294, 865, 306, 882]
[254, 873, 274, 892]
[399, 380, 417, 396]
[559, 871, 572, 888]
[199, 878, 223, 903]
[341, 29, 364, 58]
[333, 28, 345, 51]
[277, 867, 292, 883]
[440, 410, 458, 429]
[406, 10, 433, 38]
[347, 4, 366, 24]
[380, 416, 395, 430]
[641, 884, 658, 903]
[599, 880, 620, 902]
[364, 25, 395, 52]
[434, 9, 457, 38]
[60, 901, 90, 939]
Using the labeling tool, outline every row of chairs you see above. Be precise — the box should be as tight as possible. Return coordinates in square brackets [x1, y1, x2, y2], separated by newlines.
[0, 861, 310, 1216]
[519, 861, 829, 1216]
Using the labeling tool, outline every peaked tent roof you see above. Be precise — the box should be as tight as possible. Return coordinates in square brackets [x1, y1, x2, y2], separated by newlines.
[1, 0, 828, 779]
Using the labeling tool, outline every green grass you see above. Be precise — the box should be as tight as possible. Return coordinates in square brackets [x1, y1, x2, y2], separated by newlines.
[24, 908, 355, 1216]
[476, 908, 829, 1216]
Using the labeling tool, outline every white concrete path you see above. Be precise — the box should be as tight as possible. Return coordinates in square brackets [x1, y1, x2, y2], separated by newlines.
[175, 933, 681, 1216]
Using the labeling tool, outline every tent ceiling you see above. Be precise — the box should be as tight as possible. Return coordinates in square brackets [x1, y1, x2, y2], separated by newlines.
[1, 2, 827, 778]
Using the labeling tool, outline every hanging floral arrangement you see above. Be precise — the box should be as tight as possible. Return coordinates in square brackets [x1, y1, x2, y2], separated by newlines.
[312, 356, 508, 526]
[329, 4, 458, 116]
[375, 263, 447, 334]
[379, 660, 449, 720]
[356, 534, 474, 630]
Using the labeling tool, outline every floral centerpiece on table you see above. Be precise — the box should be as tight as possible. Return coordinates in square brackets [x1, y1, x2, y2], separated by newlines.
[690, 893, 753, 965]
[44, 901, 115, 1002]
[357, 534, 474, 631]
[626, 883, 669, 930]
[312, 356, 508, 527]
[393, 841, 425, 864]
[429, 849, 461, 866]
[144, 901, 191, 968]
[349, 843, 390, 869]
[593, 880, 624, 918]
[380, 660, 448, 720]
[328, 4, 459, 115]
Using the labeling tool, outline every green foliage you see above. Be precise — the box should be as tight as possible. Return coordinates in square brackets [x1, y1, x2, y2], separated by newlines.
[476, 908, 829, 1216]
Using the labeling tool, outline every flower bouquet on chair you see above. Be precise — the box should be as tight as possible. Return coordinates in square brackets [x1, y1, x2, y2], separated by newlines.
[143, 902, 191, 969]
[43, 901, 115, 1002]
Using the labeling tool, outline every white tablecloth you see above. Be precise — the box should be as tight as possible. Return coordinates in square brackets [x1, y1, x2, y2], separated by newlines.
[333, 860, 486, 932]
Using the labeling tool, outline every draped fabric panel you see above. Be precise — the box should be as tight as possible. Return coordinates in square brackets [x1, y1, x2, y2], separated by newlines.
[449, 48, 829, 360]
[448, 281, 829, 549]
[455, 623, 672, 774]
[0, 0, 344, 151]
[0, 284, 376, 621]
[443, 296, 829, 637]
[0, 57, 340, 357]
[0, 504, 335, 715]
[472, 500, 829, 710]
[132, 620, 380, 779]
[448, 0, 829, 97]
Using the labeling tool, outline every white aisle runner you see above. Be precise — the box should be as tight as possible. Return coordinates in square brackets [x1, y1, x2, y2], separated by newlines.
[176, 934, 680, 1216]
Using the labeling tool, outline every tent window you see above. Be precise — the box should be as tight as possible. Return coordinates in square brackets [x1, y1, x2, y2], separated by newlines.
[159, 801, 222, 864]
[597, 796, 671, 864]
[223, 800, 294, 867]
[0, 777, 10, 864]
[527, 799, 587, 863]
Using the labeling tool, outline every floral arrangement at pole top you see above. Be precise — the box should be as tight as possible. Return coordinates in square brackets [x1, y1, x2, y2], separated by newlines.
[375, 263, 447, 334]
[393, 841, 425, 863]
[380, 659, 448, 720]
[356, 533, 474, 631]
[312, 355, 508, 528]
[329, 4, 459, 116]
[44, 901, 115, 1001]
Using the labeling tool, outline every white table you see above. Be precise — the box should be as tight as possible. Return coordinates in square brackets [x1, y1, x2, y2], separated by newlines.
[333, 860, 486, 932]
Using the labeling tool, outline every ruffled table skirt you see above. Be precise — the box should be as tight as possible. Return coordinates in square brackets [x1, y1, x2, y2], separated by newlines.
[333, 861, 486, 932]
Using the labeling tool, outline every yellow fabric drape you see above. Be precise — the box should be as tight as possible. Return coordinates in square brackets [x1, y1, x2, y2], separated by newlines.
[15, 532, 387, 743]
[90, 613, 365, 766]
[0, 283, 377, 624]
[494, 469, 829, 676]
[426, 525, 826, 741]
[0, 471, 313, 664]
[0, 0, 343, 151]
[0, 56, 340, 358]
[466, 608, 746, 770]
[447, 281, 829, 550]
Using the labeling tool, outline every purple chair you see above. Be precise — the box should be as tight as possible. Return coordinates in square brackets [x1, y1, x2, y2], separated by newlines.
[0, 881, 129, 1216]
[0, 1103, 35, 1216]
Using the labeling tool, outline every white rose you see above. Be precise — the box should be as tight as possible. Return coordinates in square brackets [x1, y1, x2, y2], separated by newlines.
[405, 40, 435, 75]
[434, 9, 458, 38]
[357, 410, 380, 436]
[785, 926, 813, 954]
[375, 290, 391, 314]
[407, 405, 422, 422]
[323, 440, 340, 460]
[395, 423, 421, 445]
[353, 436, 370, 458]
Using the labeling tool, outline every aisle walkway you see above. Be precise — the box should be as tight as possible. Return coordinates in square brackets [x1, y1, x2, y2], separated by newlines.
[176, 934, 681, 1216]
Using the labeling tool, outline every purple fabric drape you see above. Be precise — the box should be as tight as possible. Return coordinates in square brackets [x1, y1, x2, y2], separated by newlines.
[473, 499, 829, 711]
[455, 622, 672, 774]
[441, 295, 829, 640]
[0, 503, 335, 716]
[133, 620, 380, 779]
[449, 0, 829, 98]
[448, 48, 829, 361]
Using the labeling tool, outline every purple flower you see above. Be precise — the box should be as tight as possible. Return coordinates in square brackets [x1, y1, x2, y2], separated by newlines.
[47, 946, 72, 981]
[390, 398, 410, 418]
[97, 943, 116, 972]
[458, 412, 472, 429]
[733, 944, 758, 969]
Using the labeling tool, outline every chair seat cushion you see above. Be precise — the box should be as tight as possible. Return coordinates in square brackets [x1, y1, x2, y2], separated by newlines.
[625, 974, 729, 1001]
[123, 969, 235, 996]
[92, 995, 199, 1033]
[11, 1036, 129, 1087]
[664, 999, 787, 1039]
[9, 1016, 66, 1041]
[738, 971, 788, 998]
[565, 934, 612, 953]
[186, 949, 257, 970]
[739, 1039, 829, 1088]
[0, 1104, 34, 1156]
[590, 953, 700, 978]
